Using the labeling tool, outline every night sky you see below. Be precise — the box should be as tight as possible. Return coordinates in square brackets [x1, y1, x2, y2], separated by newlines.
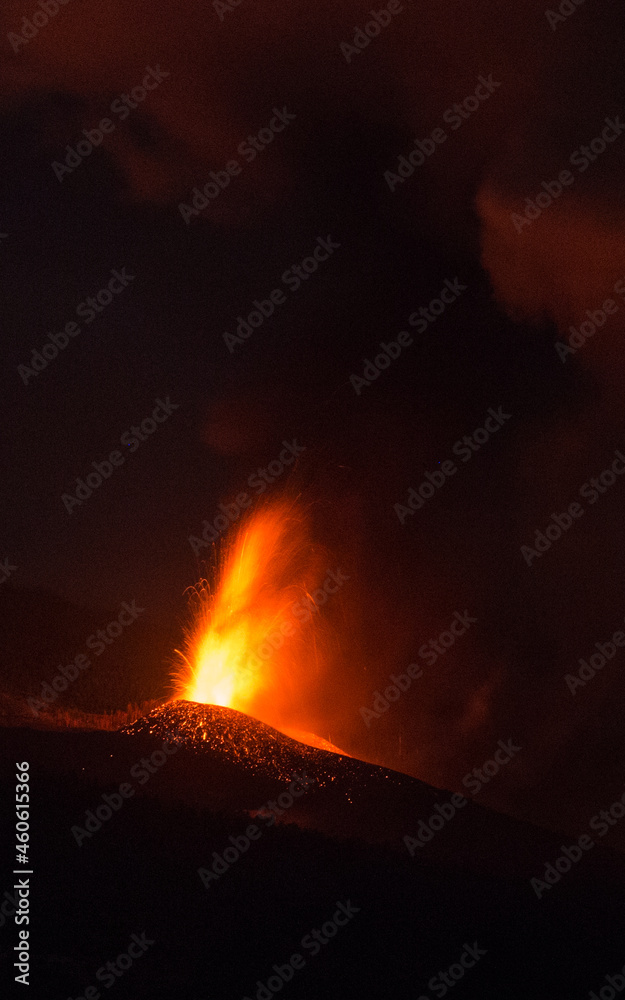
[2, 0, 625, 842]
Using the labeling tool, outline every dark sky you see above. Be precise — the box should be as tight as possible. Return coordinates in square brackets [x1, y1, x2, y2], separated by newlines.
[1, 0, 625, 838]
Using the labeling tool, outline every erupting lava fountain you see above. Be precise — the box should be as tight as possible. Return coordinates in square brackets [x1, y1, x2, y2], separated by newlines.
[173, 500, 349, 755]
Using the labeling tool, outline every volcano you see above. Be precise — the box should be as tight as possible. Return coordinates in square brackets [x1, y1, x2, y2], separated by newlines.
[122, 700, 351, 765]
[117, 699, 625, 880]
[1, 700, 625, 998]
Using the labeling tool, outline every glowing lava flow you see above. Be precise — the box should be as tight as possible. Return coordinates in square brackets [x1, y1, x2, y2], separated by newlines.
[174, 502, 347, 754]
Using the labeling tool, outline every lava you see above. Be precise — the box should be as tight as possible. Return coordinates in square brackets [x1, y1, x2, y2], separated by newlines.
[124, 701, 354, 776]
[174, 501, 344, 752]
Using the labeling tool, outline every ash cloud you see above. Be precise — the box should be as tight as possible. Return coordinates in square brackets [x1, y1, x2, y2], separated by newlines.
[2, 0, 625, 838]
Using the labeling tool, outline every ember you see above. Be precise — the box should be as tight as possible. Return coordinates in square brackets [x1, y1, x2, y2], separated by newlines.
[174, 501, 346, 752]
[123, 701, 354, 777]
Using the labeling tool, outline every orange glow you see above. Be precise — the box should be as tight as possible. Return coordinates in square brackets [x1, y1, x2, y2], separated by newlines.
[175, 501, 346, 753]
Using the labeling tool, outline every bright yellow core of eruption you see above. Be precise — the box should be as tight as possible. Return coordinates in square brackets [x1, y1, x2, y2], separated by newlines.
[183, 510, 289, 711]
[177, 502, 345, 753]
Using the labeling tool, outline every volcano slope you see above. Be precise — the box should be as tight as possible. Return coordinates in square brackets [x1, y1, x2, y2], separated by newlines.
[0, 700, 623, 1000]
